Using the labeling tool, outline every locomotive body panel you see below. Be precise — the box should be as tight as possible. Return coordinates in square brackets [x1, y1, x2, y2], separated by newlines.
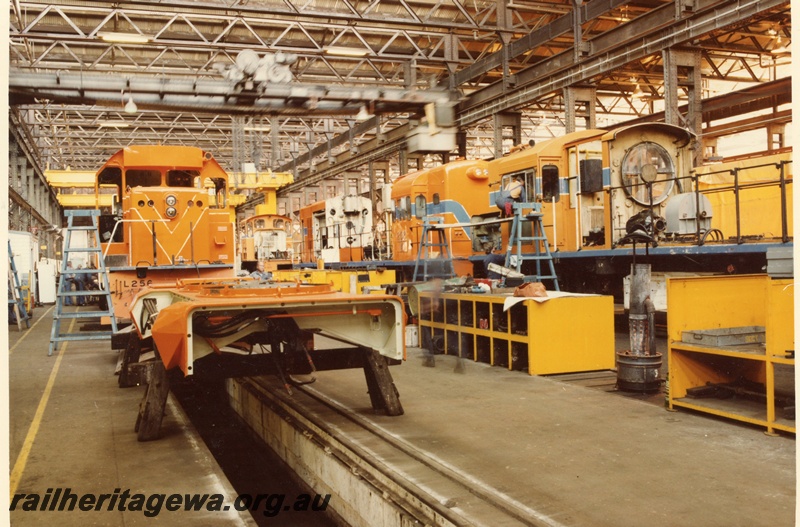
[93, 145, 236, 320]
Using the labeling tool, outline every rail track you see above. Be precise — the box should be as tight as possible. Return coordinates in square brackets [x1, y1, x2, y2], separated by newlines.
[239, 375, 568, 527]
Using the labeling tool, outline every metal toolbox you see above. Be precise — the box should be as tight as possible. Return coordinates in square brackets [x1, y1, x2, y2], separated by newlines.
[682, 326, 766, 347]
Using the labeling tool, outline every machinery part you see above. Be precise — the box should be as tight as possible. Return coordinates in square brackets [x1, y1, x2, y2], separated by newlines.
[625, 209, 666, 239]
[664, 192, 713, 235]
[363, 348, 404, 416]
[127, 278, 407, 439]
[616, 352, 663, 392]
[118, 331, 143, 388]
[135, 358, 170, 442]
[618, 263, 661, 392]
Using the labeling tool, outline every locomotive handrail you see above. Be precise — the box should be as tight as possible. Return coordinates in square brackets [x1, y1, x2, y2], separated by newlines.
[603, 160, 792, 248]
[407, 216, 514, 230]
[690, 158, 793, 177]
[101, 217, 170, 259]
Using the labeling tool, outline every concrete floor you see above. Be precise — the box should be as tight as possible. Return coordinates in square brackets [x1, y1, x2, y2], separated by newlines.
[7, 306, 255, 526]
[300, 347, 796, 527]
[7, 307, 796, 526]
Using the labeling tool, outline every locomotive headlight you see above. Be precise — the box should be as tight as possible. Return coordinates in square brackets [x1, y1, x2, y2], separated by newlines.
[165, 194, 178, 207]
[165, 206, 178, 218]
[620, 141, 675, 206]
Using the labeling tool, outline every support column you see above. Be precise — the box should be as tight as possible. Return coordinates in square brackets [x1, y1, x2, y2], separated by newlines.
[403, 59, 417, 89]
[703, 137, 719, 162]
[37, 178, 44, 219]
[398, 149, 408, 176]
[25, 166, 34, 202]
[767, 123, 785, 150]
[663, 48, 702, 164]
[563, 86, 597, 133]
[444, 33, 459, 91]
[368, 162, 376, 205]
[270, 117, 280, 169]
[304, 186, 319, 206]
[572, 0, 591, 61]
[492, 112, 523, 158]
[456, 131, 467, 159]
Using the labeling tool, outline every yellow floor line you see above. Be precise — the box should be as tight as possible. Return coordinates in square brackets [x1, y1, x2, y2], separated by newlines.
[8, 305, 55, 355]
[9, 317, 75, 497]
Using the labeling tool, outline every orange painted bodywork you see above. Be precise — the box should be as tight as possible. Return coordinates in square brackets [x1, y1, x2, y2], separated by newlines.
[108, 267, 233, 320]
[390, 159, 491, 276]
[299, 200, 326, 264]
[139, 280, 406, 376]
[93, 145, 236, 318]
[489, 130, 605, 252]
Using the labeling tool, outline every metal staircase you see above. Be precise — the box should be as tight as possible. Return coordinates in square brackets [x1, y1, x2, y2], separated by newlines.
[49, 210, 118, 356]
[8, 240, 30, 331]
[504, 202, 560, 291]
[412, 217, 456, 282]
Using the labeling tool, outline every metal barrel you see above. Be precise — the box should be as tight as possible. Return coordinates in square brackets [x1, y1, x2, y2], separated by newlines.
[616, 351, 662, 392]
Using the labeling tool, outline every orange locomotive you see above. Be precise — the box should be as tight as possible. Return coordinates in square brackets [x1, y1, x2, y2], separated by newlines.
[485, 123, 792, 292]
[96, 145, 236, 319]
[298, 194, 375, 265]
[301, 122, 791, 294]
[389, 159, 492, 277]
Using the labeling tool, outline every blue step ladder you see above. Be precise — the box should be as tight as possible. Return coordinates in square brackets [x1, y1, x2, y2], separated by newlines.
[504, 202, 560, 291]
[8, 240, 30, 331]
[412, 217, 456, 282]
[49, 210, 118, 356]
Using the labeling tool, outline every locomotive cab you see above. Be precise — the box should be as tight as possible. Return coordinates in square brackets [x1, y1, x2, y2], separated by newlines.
[239, 211, 293, 272]
[96, 145, 234, 269]
[93, 145, 236, 320]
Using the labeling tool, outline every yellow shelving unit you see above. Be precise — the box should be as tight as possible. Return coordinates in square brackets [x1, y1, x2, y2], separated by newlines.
[271, 268, 396, 293]
[417, 291, 615, 375]
[667, 275, 795, 435]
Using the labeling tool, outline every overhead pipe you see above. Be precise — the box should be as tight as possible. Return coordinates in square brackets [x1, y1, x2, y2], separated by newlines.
[9, 70, 452, 115]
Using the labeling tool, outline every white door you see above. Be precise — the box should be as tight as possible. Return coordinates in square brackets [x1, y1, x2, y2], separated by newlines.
[38, 260, 58, 304]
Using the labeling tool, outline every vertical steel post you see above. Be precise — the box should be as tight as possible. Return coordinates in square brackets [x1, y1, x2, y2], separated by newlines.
[778, 162, 788, 243]
[733, 168, 741, 244]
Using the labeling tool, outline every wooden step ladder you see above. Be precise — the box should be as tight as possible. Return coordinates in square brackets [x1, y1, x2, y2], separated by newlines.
[504, 202, 560, 291]
[412, 217, 456, 282]
[8, 240, 30, 331]
[49, 210, 118, 356]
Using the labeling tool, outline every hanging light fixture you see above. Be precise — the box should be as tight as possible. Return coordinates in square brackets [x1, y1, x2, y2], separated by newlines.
[124, 94, 138, 114]
[98, 32, 151, 44]
[770, 36, 791, 54]
[355, 105, 372, 122]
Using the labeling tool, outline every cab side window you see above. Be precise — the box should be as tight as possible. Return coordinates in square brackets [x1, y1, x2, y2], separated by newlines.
[542, 165, 560, 202]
